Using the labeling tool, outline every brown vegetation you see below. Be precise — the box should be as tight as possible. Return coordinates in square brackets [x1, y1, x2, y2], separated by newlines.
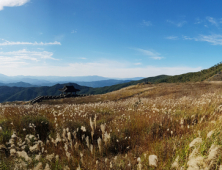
[1, 82, 222, 169]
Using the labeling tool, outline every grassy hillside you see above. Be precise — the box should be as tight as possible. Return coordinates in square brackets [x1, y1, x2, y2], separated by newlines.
[1, 82, 222, 169]
[158, 62, 222, 83]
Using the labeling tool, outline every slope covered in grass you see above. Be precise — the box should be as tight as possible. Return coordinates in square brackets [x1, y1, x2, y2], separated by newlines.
[1, 82, 222, 169]
[158, 62, 222, 83]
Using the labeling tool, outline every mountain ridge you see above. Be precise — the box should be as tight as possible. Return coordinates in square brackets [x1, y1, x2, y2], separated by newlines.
[2, 62, 222, 103]
[0, 75, 166, 103]
[0, 74, 144, 84]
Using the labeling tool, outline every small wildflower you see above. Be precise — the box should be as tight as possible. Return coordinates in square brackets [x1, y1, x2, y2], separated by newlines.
[97, 137, 102, 153]
[149, 155, 158, 167]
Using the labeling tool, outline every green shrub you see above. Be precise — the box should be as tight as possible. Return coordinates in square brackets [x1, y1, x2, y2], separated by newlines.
[0, 120, 12, 145]
[0, 130, 11, 145]
[20, 115, 52, 142]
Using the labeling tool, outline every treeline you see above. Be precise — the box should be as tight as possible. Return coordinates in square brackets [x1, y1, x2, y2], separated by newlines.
[158, 62, 222, 83]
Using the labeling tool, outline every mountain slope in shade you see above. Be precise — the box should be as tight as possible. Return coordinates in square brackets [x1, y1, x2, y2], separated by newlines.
[0, 75, 166, 103]
[71, 79, 132, 88]
[0, 83, 91, 103]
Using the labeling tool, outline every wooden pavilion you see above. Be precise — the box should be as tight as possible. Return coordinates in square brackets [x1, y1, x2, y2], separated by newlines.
[59, 85, 80, 95]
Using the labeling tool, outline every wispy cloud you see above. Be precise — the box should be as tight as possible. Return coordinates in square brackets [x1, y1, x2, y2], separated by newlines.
[167, 20, 187, 27]
[78, 57, 87, 60]
[195, 16, 220, 27]
[0, 40, 61, 46]
[0, 60, 201, 78]
[0, 49, 57, 62]
[71, 30, 77, 33]
[37, 48, 44, 50]
[183, 34, 222, 45]
[198, 34, 222, 45]
[134, 63, 141, 65]
[142, 20, 152, 27]
[206, 16, 218, 26]
[54, 34, 64, 41]
[166, 36, 178, 40]
[194, 17, 203, 24]
[134, 48, 164, 60]
[182, 35, 195, 40]
[0, 59, 28, 66]
[0, 0, 29, 10]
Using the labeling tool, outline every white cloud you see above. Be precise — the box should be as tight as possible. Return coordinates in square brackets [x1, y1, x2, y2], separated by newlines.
[198, 34, 222, 45]
[0, 40, 61, 46]
[206, 16, 218, 26]
[78, 57, 87, 60]
[0, 55, 29, 67]
[183, 34, 222, 45]
[54, 34, 64, 41]
[71, 30, 77, 33]
[195, 17, 220, 27]
[166, 36, 178, 40]
[0, 49, 57, 67]
[194, 17, 203, 24]
[0, 60, 202, 78]
[182, 36, 195, 40]
[0, 0, 29, 10]
[167, 20, 187, 27]
[134, 48, 164, 60]
[142, 20, 152, 26]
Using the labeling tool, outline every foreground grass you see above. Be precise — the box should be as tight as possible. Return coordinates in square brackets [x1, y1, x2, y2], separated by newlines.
[1, 82, 222, 169]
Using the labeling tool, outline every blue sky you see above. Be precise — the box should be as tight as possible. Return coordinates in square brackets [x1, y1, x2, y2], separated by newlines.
[0, 0, 222, 78]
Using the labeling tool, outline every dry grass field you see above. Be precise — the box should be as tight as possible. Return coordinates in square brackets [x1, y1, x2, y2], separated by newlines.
[1, 82, 222, 169]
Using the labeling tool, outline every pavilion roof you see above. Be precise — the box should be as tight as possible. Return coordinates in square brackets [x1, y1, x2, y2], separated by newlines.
[59, 85, 80, 93]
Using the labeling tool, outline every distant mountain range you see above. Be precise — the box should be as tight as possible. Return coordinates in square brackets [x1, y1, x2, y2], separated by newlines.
[0, 75, 166, 103]
[0, 82, 38, 87]
[2, 62, 222, 103]
[0, 79, 134, 88]
[0, 74, 144, 86]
